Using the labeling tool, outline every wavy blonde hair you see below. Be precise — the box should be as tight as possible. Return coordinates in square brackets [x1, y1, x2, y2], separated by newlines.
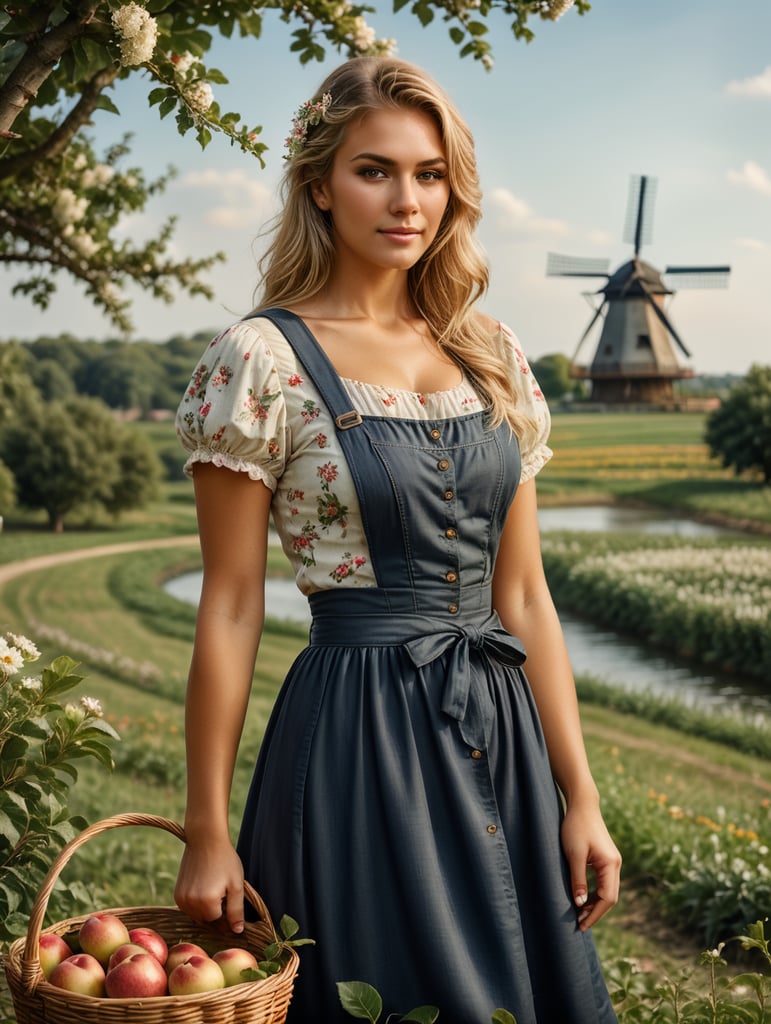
[254, 56, 534, 439]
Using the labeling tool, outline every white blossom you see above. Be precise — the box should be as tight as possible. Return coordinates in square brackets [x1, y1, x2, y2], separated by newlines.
[352, 17, 376, 51]
[52, 188, 88, 226]
[185, 80, 215, 114]
[81, 164, 115, 189]
[0, 637, 24, 674]
[6, 632, 40, 660]
[111, 2, 158, 66]
[20, 676, 42, 692]
[80, 695, 104, 717]
[70, 231, 100, 258]
[540, 0, 574, 19]
[171, 51, 197, 75]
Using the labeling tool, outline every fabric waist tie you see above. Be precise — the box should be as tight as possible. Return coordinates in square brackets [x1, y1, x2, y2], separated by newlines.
[308, 588, 527, 749]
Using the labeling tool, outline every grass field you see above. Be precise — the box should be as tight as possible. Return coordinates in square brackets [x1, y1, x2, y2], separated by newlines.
[1, 409, 769, 1018]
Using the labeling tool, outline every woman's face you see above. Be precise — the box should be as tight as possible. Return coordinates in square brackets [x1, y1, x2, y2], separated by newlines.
[311, 106, 451, 274]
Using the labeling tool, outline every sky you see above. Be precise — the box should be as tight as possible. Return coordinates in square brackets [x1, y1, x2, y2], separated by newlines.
[3, 0, 770, 374]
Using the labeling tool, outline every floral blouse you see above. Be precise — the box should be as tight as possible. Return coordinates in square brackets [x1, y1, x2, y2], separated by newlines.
[176, 317, 553, 595]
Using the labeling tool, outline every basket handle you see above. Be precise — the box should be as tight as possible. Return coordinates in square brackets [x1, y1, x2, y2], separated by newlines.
[20, 812, 276, 994]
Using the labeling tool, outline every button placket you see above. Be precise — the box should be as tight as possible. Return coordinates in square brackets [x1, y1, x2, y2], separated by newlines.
[437, 451, 460, 612]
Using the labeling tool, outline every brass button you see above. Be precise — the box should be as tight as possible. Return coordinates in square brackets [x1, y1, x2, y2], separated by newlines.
[448, 603, 459, 614]
[430, 428, 441, 440]
[444, 490, 454, 501]
[445, 527, 457, 539]
[486, 824, 497, 835]
[445, 571, 458, 583]
[437, 458, 450, 471]
[470, 749, 483, 760]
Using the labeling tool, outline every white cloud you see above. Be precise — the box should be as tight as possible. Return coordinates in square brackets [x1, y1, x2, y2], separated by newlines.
[726, 160, 771, 196]
[486, 188, 570, 238]
[726, 65, 771, 97]
[734, 237, 767, 250]
[178, 169, 276, 229]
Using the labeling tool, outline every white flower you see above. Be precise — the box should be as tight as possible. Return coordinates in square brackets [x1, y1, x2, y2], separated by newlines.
[52, 188, 88, 226]
[81, 164, 115, 189]
[70, 231, 100, 258]
[185, 80, 214, 114]
[6, 632, 40, 660]
[80, 695, 104, 718]
[0, 637, 24, 674]
[352, 16, 376, 51]
[111, 3, 158, 66]
[541, 0, 574, 20]
[20, 676, 42, 692]
[171, 51, 197, 75]
[73, 152, 88, 171]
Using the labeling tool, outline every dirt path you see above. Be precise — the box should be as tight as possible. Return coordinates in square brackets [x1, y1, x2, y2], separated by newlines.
[0, 535, 200, 585]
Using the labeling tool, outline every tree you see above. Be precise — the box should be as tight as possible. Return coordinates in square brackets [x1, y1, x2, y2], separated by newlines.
[0, 0, 588, 332]
[1, 393, 162, 529]
[705, 364, 771, 485]
[531, 352, 573, 401]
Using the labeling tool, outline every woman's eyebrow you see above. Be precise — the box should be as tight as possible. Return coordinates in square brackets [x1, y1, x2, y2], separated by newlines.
[349, 152, 448, 167]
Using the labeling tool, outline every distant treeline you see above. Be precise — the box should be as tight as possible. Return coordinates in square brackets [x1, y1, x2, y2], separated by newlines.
[4, 331, 742, 413]
[6, 331, 218, 415]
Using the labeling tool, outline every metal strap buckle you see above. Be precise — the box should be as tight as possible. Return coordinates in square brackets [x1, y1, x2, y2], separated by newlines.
[335, 409, 363, 430]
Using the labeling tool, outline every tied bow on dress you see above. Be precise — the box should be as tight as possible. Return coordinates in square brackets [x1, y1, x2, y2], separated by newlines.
[403, 618, 527, 750]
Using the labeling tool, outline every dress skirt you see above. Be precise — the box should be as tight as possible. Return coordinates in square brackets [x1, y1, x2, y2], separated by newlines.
[237, 590, 618, 1024]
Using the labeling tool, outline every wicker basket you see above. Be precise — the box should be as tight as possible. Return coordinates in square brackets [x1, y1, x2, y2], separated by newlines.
[3, 813, 299, 1024]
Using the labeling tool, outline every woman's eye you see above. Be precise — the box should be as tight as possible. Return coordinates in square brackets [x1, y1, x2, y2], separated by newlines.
[419, 170, 446, 182]
[358, 167, 386, 179]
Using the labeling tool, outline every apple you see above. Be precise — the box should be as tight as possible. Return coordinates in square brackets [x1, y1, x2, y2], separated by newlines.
[168, 955, 225, 996]
[212, 947, 260, 987]
[165, 942, 209, 975]
[48, 953, 106, 997]
[128, 927, 168, 965]
[38, 933, 73, 980]
[105, 951, 168, 999]
[78, 914, 131, 966]
[107, 943, 149, 972]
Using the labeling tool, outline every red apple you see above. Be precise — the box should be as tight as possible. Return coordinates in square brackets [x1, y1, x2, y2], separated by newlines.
[212, 947, 260, 987]
[107, 943, 149, 972]
[48, 953, 106, 997]
[165, 942, 209, 975]
[78, 914, 131, 967]
[105, 951, 168, 999]
[128, 927, 168, 965]
[168, 955, 225, 996]
[38, 933, 73, 980]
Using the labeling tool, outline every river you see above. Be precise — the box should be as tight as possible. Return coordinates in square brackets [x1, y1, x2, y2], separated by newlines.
[164, 506, 770, 718]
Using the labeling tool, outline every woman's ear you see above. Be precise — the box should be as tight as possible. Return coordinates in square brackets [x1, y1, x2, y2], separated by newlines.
[310, 180, 330, 211]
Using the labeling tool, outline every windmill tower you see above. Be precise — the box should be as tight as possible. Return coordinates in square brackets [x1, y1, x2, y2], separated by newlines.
[546, 175, 730, 404]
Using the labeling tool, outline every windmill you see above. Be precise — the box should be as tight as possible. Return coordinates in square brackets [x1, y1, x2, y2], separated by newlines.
[546, 175, 730, 403]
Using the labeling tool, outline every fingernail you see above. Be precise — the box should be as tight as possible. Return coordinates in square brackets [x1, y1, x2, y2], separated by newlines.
[575, 892, 587, 907]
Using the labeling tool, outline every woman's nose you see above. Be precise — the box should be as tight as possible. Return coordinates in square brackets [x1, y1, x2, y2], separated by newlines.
[390, 177, 419, 215]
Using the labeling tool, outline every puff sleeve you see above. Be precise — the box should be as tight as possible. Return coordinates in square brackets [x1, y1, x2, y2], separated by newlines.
[175, 321, 288, 492]
[499, 323, 553, 483]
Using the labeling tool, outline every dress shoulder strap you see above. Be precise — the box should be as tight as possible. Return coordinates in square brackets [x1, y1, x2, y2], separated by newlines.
[245, 307, 362, 432]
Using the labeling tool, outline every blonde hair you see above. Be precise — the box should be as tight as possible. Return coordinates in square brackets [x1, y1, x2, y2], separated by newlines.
[254, 56, 534, 439]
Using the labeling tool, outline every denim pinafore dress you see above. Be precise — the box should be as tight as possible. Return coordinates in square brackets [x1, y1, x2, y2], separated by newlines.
[237, 309, 617, 1024]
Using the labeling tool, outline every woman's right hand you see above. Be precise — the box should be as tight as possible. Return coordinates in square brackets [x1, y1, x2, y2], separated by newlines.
[174, 834, 246, 935]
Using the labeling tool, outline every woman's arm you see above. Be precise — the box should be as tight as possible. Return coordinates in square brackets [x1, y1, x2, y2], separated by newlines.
[174, 463, 274, 934]
[491, 478, 621, 930]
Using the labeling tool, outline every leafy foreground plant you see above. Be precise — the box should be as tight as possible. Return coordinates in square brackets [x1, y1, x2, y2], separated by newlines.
[336, 982, 516, 1023]
[0, 632, 120, 945]
[337, 921, 771, 1024]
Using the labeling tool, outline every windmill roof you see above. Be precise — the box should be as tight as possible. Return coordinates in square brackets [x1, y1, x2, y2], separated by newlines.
[603, 258, 672, 296]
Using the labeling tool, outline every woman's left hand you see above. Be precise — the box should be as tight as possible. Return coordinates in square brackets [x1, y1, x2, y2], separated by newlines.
[560, 801, 622, 931]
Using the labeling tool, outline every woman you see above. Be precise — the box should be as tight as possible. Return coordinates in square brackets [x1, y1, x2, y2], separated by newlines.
[174, 56, 621, 1023]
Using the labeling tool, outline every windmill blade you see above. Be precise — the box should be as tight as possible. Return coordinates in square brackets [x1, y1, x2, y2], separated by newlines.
[623, 174, 657, 255]
[546, 252, 610, 278]
[571, 299, 608, 364]
[638, 280, 691, 358]
[664, 265, 731, 289]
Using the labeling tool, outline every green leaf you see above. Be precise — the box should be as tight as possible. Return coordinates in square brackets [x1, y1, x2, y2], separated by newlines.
[158, 94, 178, 119]
[466, 19, 488, 36]
[1, 734, 29, 759]
[337, 981, 382, 1021]
[148, 86, 169, 106]
[401, 1007, 440, 1023]
[448, 26, 465, 44]
[392, 0, 411, 11]
[280, 914, 300, 940]
[0, 809, 21, 846]
[492, 1011, 518, 1024]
